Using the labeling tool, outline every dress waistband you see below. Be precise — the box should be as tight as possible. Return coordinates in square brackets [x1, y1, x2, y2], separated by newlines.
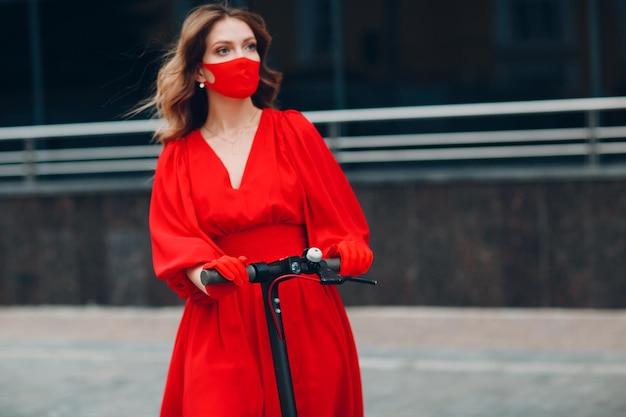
[214, 224, 307, 262]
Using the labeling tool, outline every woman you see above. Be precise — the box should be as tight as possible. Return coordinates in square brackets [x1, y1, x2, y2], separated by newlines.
[147, 3, 373, 417]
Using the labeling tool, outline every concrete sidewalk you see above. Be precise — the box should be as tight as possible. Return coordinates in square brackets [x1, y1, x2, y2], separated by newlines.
[1, 306, 625, 417]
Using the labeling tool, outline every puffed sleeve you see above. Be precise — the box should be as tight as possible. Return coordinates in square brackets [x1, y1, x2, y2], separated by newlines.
[149, 138, 223, 301]
[280, 110, 370, 254]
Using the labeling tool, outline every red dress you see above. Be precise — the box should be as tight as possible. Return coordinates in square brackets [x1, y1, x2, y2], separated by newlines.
[149, 108, 370, 417]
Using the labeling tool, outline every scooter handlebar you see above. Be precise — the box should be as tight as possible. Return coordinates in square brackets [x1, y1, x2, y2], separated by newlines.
[201, 257, 341, 286]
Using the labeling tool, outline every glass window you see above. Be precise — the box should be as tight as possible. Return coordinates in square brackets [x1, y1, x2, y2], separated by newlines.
[0, 2, 32, 127]
[0, 0, 175, 127]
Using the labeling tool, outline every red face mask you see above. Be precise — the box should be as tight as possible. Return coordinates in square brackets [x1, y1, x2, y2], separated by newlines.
[201, 57, 261, 99]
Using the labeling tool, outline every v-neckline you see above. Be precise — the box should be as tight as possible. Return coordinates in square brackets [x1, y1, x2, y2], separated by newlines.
[200, 109, 265, 190]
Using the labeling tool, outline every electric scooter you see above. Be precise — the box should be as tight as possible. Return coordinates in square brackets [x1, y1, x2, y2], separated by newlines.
[201, 247, 377, 417]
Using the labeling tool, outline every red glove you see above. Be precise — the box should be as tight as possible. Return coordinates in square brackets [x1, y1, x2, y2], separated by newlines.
[202, 255, 248, 300]
[327, 241, 373, 277]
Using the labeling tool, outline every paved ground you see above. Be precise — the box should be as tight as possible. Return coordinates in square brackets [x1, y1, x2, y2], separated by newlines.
[1, 306, 625, 417]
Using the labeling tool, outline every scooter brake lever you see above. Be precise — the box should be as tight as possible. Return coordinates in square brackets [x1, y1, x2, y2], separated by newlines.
[317, 260, 345, 285]
[343, 276, 378, 286]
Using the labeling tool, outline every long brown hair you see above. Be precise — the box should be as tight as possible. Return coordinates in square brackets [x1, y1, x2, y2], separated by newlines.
[140, 3, 282, 145]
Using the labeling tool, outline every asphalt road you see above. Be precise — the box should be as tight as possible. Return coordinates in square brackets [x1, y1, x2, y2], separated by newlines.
[1, 306, 625, 417]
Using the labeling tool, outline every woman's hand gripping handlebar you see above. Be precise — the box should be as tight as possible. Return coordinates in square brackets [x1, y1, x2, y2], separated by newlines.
[201, 247, 377, 286]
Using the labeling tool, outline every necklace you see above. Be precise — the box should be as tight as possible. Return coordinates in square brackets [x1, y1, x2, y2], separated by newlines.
[201, 109, 260, 154]
[202, 127, 239, 145]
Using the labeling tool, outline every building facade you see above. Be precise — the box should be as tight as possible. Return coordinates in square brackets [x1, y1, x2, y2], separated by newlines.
[1, 0, 625, 126]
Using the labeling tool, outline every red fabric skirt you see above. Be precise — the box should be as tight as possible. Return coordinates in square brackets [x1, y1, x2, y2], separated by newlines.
[159, 225, 364, 417]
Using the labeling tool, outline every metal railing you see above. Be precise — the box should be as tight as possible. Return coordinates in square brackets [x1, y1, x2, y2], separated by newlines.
[1, 97, 626, 194]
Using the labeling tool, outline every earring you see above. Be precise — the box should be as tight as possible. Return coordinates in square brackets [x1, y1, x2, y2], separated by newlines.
[199, 82, 205, 89]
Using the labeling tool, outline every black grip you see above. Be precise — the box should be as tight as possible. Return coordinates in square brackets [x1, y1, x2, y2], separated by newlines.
[201, 265, 256, 286]
[324, 258, 340, 272]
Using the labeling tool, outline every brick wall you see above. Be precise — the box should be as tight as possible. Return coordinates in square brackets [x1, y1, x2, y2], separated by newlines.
[1, 179, 624, 307]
